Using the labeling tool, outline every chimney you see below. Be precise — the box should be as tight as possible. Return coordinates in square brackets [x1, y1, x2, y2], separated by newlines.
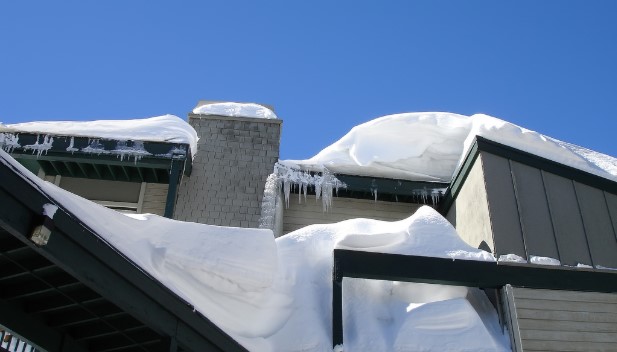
[173, 101, 282, 228]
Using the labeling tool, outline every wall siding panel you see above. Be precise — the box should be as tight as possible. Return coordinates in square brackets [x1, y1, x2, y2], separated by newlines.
[512, 287, 617, 352]
[282, 195, 420, 234]
[448, 142, 617, 271]
[604, 192, 617, 252]
[481, 153, 526, 258]
[446, 157, 494, 252]
[542, 172, 592, 266]
[141, 183, 168, 216]
[510, 161, 559, 260]
[574, 182, 617, 268]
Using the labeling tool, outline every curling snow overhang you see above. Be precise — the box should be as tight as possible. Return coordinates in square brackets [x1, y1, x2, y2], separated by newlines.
[0, 151, 246, 352]
[1, 132, 192, 184]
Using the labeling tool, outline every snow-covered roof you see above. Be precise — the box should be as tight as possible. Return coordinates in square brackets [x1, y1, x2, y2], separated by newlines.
[0, 149, 509, 351]
[282, 112, 617, 184]
[192, 102, 278, 120]
[2, 114, 199, 157]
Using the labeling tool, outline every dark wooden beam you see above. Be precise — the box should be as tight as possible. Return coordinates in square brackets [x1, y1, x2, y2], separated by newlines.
[332, 249, 617, 348]
[164, 159, 183, 218]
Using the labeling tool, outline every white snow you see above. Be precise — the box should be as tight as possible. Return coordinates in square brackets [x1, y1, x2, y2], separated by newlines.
[42, 203, 58, 219]
[193, 102, 278, 120]
[498, 254, 527, 264]
[3, 114, 198, 157]
[343, 282, 507, 352]
[258, 173, 279, 230]
[282, 112, 617, 184]
[575, 263, 593, 269]
[1, 149, 509, 352]
[529, 255, 561, 266]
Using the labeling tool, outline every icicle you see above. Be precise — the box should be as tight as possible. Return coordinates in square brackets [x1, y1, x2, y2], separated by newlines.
[0, 133, 20, 152]
[23, 134, 54, 157]
[283, 178, 291, 208]
[258, 173, 278, 230]
[154, 146, 187, 158]
[370, 180, 378, 202]
[274, 162, 346, 212]
[431, 190, 438, 205]
[113, 140, 151, 163]
[82, 138, 108, 155]
[66, 136, 78, 153]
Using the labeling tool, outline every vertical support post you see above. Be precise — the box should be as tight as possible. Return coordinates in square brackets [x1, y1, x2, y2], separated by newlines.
[164, 158, 183, 219]
[332, 251, 344, 349]
[502, 284, 523, 352]
[168, 337, 178, 352]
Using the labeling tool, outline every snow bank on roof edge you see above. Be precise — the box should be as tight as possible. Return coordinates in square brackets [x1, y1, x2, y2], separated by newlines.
[0, 149, 507, 352]
[281, 112, 617, 183]
[5, 114, 198, 157]
[193, 102, 278, 119]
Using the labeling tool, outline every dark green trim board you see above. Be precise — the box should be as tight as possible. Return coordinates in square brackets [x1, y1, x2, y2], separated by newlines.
[438, 139, 480, 214]
[332, 249, 617, 348]
[0, 155, 246, 352]
[286, 173, 449, 204]
[336, 174, 448, 203]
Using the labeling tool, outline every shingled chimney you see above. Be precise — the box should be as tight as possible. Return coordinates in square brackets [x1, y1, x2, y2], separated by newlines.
[173, 101, 282, 228]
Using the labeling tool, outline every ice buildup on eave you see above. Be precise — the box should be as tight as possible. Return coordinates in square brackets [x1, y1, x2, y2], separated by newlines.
[192, 102, 278, 120]
[1, 114, 199, 158]
[282, 112, 617, 184]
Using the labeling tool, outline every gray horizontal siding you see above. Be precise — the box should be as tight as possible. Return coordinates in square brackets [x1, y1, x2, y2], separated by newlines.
[512, 287, 617, 352]
[510, 161, 559, 261]
[59, 177, 141, 203]
[283, 195, 421, 234]
[141, 183, 168, 216]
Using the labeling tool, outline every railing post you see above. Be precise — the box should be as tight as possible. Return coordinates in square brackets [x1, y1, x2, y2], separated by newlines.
[164, 157, 184, 218]
[332, 250, 344, 349]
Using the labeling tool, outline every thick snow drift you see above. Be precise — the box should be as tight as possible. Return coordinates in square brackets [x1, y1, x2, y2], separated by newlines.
[193, 102, 278, 119]
[3, 114, 198, 157]
[1, 149, 508, 352]
[282, 112, 617, 183]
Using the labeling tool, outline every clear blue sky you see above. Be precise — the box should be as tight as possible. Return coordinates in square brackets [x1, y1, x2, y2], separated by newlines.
[1, 1, 616, 160]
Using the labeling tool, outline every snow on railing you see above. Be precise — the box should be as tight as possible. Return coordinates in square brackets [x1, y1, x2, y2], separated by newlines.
[0, 328, 39, 352]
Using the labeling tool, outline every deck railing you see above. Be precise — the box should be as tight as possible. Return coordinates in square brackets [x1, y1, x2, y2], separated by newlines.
[1, 329, 39, 352]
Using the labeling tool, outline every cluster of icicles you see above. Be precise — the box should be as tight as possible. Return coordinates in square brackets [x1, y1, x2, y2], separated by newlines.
[0, 132, 54, 156]
[274, 162, 346, 211]
[0, 133, 167, 163]
[260, 163, 346, 231]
